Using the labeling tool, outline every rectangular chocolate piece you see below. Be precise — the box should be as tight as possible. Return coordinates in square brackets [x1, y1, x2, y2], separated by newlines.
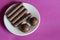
[14, 13, 31, 27]
[12, 9, 27, 24]
[9, 6, 25, 21]
[7, 3, 23, 17]
[6, 3, 32, 27]
[6, 3, 20, 15]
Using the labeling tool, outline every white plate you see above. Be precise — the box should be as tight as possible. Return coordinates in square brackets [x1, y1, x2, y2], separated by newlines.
[4, 3, 40, 36]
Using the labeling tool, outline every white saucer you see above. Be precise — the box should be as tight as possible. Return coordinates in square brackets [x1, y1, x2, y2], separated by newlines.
[4, 3, 40, 36]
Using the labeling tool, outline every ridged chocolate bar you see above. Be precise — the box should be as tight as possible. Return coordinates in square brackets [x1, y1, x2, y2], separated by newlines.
[7, 3, 23, 17]
[6, 3, 31, 27]
[14, 13, 31, 27]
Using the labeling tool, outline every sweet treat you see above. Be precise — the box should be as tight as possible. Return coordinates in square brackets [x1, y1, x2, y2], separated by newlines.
[5, 2, 39, 33]
[6, 3, 21, 15]
[6, 3, 31, 27]
[14, 13, 31, 27]
[20, 23, 30, 32]
[7, 3, 23, 17]
[11, 9, 27, 23]
[9, 6, 25, 21]
[29, 17, 38, 26]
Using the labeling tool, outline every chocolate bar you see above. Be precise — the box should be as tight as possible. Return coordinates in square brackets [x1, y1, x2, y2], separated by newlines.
[7, 3, 23, 17]
[6, 3, 31, 27]
[14, 13, 31, 27]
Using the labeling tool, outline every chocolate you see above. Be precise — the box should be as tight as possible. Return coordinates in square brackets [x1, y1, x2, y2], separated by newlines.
[9, 6, 25, 21]
[6, 3, 39, 33]
[29, 17, 38, 26]
[20, 24, 30, 32]
[12, 9, 27, 24]
[7, 3, 23, 17]
[14, 13, 31, 27]
[6, 3, 32, 27]
[6, 3, 20, 15]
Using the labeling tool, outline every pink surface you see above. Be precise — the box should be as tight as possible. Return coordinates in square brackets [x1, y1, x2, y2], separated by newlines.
[0, 0, 60, 40]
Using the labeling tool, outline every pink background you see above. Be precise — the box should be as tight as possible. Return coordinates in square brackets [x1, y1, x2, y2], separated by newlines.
[0, 0, 60, 40]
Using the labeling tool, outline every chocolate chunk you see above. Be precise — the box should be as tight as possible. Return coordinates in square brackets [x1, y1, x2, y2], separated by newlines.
[7, 3, 23, 17]
[20, 23, 30, 32]
[29, 17, 38, 26]
[14, 13, 31, 27]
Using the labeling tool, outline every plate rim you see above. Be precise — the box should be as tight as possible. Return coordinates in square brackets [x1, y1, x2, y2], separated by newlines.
[4, 2, 41, 36]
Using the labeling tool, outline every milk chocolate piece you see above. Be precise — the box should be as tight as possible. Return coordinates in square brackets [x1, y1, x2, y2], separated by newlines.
[14, 13, 31, 27]
[7, 3, 23, 17]
[6, 3, 20, 15]
[20, 23, 30, 32]
[6, 3, 32, 27]
[29, 17, 38, 26]
[12, 9, 27, 23]
[9, 6, 25, 21]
